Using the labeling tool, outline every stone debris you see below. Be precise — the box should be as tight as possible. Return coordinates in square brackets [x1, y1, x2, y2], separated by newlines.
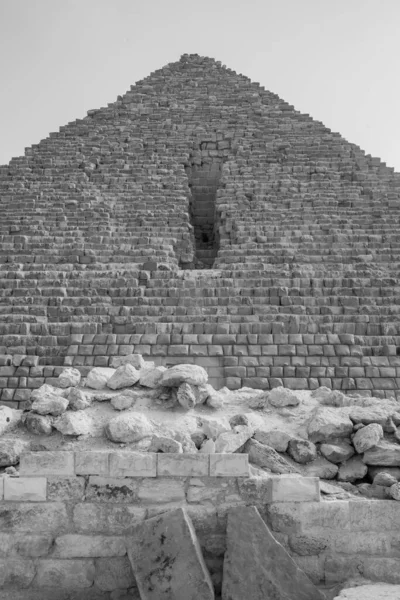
[176, 382, 197, 409]
[245, 439, 299, 474]
[24, 412, 53, 435]
[31, 393, 69, 417]
[86, 368, 116, 390]
[160, 364, 208, 388]
[57, 367, 81, 389]
[110, 390, 138, 411]
[337, 456, 368, 482]
[139, 366, 166, 388]
[105, 413, 154, 443]
[53, 411, 93, 436]
[352, 423, 383, 453]
[126, 507, 214, 600]
[287, 438, 317, 464]
[308, 407, 354, 442]
[0, 439, 30, 467]
[107, 364, 140, 390]
[333, 583, 400, 599]
[67, 388, 92, 411]
[222, 506, 325, 600]
[148, 435, 183, 453]
[269, 386, 301, 408]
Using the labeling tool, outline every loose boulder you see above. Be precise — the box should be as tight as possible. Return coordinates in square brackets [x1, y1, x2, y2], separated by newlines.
[86, 367, 116, 390]
[215, 429, 252, 453]
[111, 390, 138, 411]
[57, 367, 81, 388]
[308, 407, 353, 443]
[287, 439, 317, 464]
[352, 423, 383, 454]
[254, 429, 292, 453]
[245, 439, 299, 474]
[139, 365, 166, 388]
[0, 406, 22, 435]
[110, 354, 146, 370]
[68, 388, 91, 411]
[148, 435, 183, 453]
[25, 412, 53, 436]
[320, 442, 354, 464]
[177, 382, 197, 410]
[269, 387, 301, 408]
[105, 413, 154, 443]
[32, 392, 69, 417]
[338, 456, 368, 482]
[0, 439, 30, 467]
[107, 364, 140, 390]
[222, 506, 325, 600]
[126, 507, 214, 600]
[160, 364, 208, 387]
[53, 412, 93, 436]
[363, 442, 400, 466]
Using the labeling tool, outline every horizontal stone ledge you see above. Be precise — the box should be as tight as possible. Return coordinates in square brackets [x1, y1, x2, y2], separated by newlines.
[18, 451, 250, 478]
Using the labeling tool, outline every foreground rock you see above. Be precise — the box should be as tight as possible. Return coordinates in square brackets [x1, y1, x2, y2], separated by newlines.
[334, 583, 400, 599]
[31, 391, 69, 416]
[25, 412, 53, 435]
[126, 507, 214, 600]
[308, 407, 353, 442]
[57, 367, 81, 388]
[86, 367, 116, 390]
[53, 412, 93, 436]
[0, 406, 22, 435]
[222, 506, 324, 600]
[352, 423, 383, 453]
[245, 439, 299, 474]
[269, 387, 300, 407]
[160, 364, 208, 387]
[139, 365, 166, 388]
[105, 413, 154, 443]
[107, 364, 140, 390]
[363, 442, 400, 466]
[0, 439, 30, 466]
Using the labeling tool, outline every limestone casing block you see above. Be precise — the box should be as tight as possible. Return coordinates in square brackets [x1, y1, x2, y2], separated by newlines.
[126, 507, 215, 600]
[4, 477, 47, 502]
[20, 452, 75, 476]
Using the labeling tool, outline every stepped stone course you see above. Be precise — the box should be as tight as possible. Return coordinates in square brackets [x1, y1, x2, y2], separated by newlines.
[1, 53, 400, 406]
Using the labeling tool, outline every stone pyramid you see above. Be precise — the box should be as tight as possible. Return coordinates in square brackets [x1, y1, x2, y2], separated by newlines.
[1, 53, 400, 408]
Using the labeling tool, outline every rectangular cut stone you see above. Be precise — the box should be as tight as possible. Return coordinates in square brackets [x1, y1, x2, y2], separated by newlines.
[20, 452, 74, 476]
[0, 502, 69, 532]
[34, 558, 95, 588]
[73, 503, 146, 534]
[4, 477, 47, 502]
[75, 451, 109, 475]
[157, 454, 209, 476]
[126, 507, 214, 600]
[86, 476, 139, 503]
[137, 478, 186, 504]
[222, 506, 324, 600]
[109, 452, 156, 477]
[269, 476, 320, 503]
[209, 454, 249, 477]
[54, 534, 126, 558]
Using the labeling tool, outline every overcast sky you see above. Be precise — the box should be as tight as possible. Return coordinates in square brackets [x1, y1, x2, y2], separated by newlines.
[1, 0, 399, 170]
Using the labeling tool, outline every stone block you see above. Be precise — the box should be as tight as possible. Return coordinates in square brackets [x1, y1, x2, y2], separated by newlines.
[137, 477, 186, 504]
[126, 507, 214, 600]
[73, 503, 146, 534]
[156, 452, 209, 476]
[54, 534, 126, 558]
[4, 476, 47, 502]
[75, 451, 109, 475]
[0, 502, 69, 532]
[34, 559, 95, 588]
[20, 451, 74, 476]
[269, 476, 320, 503]
[86, 476, 139, 503]
[47, 476, 85, 501]
[209, 454, 249, 477]
[0, 558, 36, 588]
[109, 451, 157, 477]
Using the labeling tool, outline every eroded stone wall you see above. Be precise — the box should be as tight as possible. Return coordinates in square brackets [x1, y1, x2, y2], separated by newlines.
[1, 451, 400, 597]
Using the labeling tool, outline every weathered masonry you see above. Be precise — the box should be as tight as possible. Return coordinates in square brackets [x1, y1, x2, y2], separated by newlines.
[1, 53, 400, 409]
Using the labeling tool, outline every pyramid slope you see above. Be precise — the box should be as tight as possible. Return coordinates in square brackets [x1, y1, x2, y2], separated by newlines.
[1, 54, 400, 404]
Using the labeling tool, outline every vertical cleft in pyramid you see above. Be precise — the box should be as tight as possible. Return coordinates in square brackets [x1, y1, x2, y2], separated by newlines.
[1, 52, 400, 409]
[185, 143, 224, 269]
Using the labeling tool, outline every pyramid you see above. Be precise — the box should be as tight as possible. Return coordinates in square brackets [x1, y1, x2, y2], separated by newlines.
[1, 53, 400, 409]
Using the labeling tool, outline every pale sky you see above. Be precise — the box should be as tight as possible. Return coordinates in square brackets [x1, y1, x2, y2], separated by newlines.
[0, 0, 399, 170]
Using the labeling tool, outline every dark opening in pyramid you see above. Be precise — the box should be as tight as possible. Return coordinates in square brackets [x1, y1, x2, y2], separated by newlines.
[1, 53, 400, 407]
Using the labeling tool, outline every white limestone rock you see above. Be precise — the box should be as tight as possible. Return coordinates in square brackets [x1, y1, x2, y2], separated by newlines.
[269, 386, 301, 407]
[363, 441, 400, 466]
[57, 367, 81, 388]
[139, 365, 166, 388]
[149, 435, 183, 453]
[0, 406, 22, 435]
[389, 483, 400, 501]
[352, 423, 383, 453]
[307, 407, 354, 443]
[31, 383, 66, 401]
[68, 388, 92, 411]
[320, 442, 355, 464]
[287, 438, 317, 464]
[254, 429, 292, 453]
[199, 439, 216, 454]
[0, 439, 30, 467]
[86, 367, 116, 390]
[105, 413, 154, 443]
[338, 456, 368, 482]
[25, 412, 53, 435]
[334, 583, 400, 599]
[176, 382, 197, 409]
[110, 353, 146, 370]
[202, 418, 230, 440]
[110, 390, 138, 411]
[245, 439, 299, 475]
[160, 364, 208, 387]
[215, 429, 253, 453]
[53, 411, 93, 436]
[32, 392, 69, 416]
[206, 388, 225, 409]
[106, 364, 140, 390]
